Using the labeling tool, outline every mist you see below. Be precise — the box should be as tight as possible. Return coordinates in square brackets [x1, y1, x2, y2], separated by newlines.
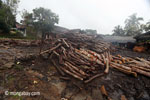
[17, 0, 150, 34]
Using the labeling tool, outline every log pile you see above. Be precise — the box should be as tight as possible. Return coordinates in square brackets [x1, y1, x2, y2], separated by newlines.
[39, 32, 150, 83]
[111, 55, 150, 77]
[0, 38, 41, 46]
[40, 33, 111, 83]
[60, 32, 110, 53]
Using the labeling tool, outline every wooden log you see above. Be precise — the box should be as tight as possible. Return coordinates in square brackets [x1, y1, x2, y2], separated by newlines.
[130, 60, 150, 69]
[75, 49, 104, 66]
[61, 46, 66, 51]
[61, 46, 67, 57]
[111, 64, 137, 77]
[52, 60, 65, 76]
[84, 73, 104, 83]
[65, 61, 89, 76]
[111, 62, 131, 71]
[113, 60, 123, 64]
[40, 43, 61, 55]
[129, 64, 150, 72]
[108, 51, 111, 63]
[53, 50, 60, 56]
[101, 54, 106, 64]
[64, 63, 84, 78]
[69, 53, 90, 65]
[132, 67, 150, 77]
[104, 58, 109, 74]
[62, 38, 69, 47]
[112, 56, 123, 61]
[61, 67, 83, 80]
[87, 49, 103, 61]
[136, 57, 150, 65]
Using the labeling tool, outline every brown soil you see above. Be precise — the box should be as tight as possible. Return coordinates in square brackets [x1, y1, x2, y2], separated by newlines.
[0, 39, 150, 100]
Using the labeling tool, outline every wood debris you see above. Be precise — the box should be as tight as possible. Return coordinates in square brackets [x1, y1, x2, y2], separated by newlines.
[40, 33, 111, 83]
[111, 55, 150, 77]
[39, 32, 150, 83]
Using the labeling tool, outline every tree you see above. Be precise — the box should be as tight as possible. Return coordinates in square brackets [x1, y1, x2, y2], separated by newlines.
[112, 25, 125, 36]
[143, 21, 150, 32]
[21, 9, 33, 26]
[3, 0, 20, 15]
[24, 7, 59, 38]
[124, 13, 143, 36]
[0, 0, 2, 7]
[0, 0, 16, 33]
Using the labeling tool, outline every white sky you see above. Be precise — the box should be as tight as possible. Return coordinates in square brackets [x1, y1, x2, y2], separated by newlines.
[17, 0, 150, 34]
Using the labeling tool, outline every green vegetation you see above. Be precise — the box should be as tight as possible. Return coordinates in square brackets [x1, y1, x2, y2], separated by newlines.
[0, 0, 19, 34]
[22, 7, 59, 39]
[142, 21, 150, 32]
[112, 25, 125, 36]
[112, 13, 150, 36]
[0, 0, 149, 39]
[0, 0, 59, 39]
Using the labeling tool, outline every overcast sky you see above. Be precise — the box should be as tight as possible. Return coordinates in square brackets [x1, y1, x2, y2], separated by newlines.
[17, 0, 150, 34]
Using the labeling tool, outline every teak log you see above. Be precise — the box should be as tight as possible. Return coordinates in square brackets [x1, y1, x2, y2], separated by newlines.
[130, 60, 150, 69]
[111, 64, 137, 77]
[40, 43, 61, 54]
[52, 60, 65, 76]
[84, 73, 104, 83]
[132, 67, 150, 77]
[61, 67, 83, 80]
[64, 63, 84, 78]
[111, 62, 131, 71]
[136, 57, 150, 66]
[104, 58, 109, 74]
[65, 61, 89, 76]
[75, 49, 104, 66]
[62, 38, 69, 47]
[129, 64, 150, 72]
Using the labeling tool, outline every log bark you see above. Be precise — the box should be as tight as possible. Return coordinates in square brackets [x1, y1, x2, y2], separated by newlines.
[132, 67, 150, 77]
[111, 62, 131, 71]
[64, 63, 84, 78]
[84, 73, 104, 83]
[52, 60, 65, 76]
[62, 38, 69, 47]
[129, 64, 150, 72]
[40, 43, 61, 54]
[136, 57, 150, 65]
[130, 60, 150, 69]
[61, 67, 83, 80]
[111, 64, 137, 77]
[104, 58, 109, 74]
[65, 61, 89, 76]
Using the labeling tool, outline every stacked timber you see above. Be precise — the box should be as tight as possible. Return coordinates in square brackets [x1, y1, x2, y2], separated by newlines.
[39, 32, 150, 83]
[40, 37, 111, 83]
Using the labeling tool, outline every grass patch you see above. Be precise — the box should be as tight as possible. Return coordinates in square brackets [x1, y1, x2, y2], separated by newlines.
[14, 64, 24, 71]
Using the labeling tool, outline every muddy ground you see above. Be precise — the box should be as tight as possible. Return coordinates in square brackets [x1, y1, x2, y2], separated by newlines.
[0, 39, 150, 100]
